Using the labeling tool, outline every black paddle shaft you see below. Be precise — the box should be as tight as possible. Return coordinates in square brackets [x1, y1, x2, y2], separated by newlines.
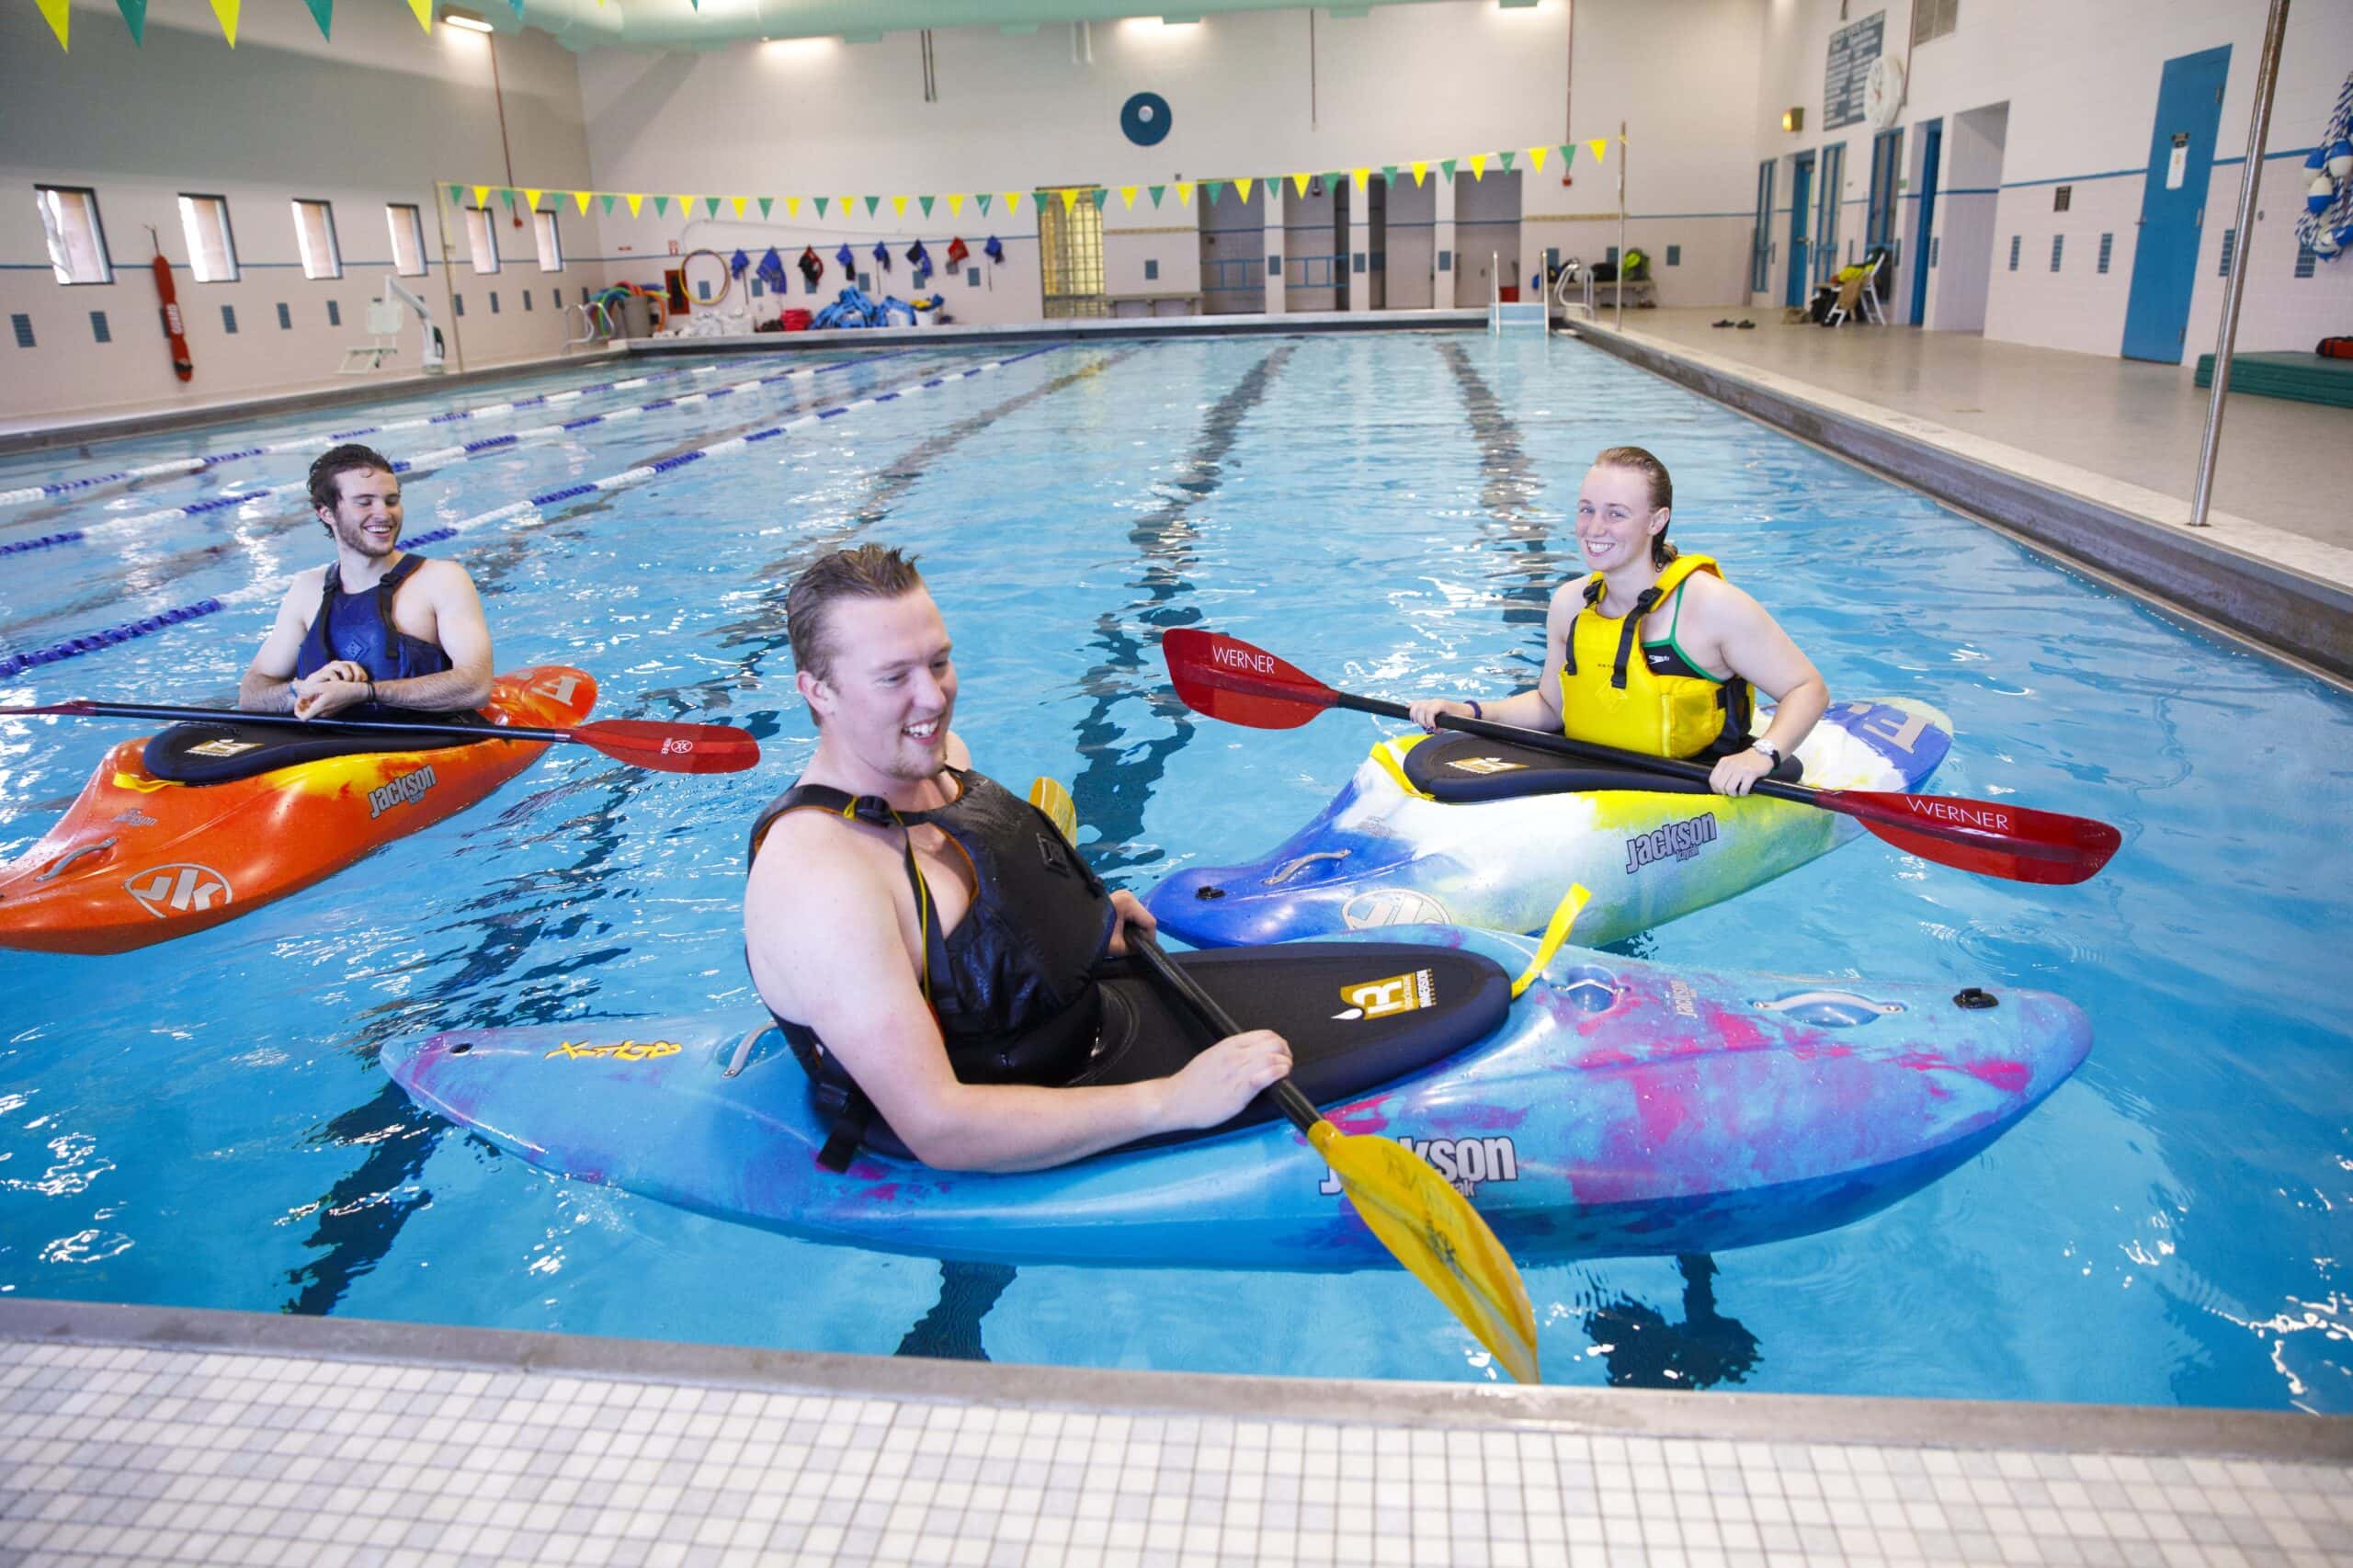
[1329, 691, 1827, 809]
[3, 699, 551, 747]
[1129, 934, 1324, 1135]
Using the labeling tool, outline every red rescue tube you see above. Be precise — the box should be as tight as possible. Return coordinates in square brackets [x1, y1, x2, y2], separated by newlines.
[151, 249, 193, 381]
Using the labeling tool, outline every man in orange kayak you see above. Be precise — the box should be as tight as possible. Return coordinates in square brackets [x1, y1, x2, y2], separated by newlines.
[239, 444, 494, 722]
[743, 544, 1291, 1173]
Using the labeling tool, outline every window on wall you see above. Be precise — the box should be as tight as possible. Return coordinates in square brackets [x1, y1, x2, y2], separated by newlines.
[1911, 0, 1959, 45]
[35, 185, 111, 285]
[292, 199, 342, 279]
[466, 206, 500, 275]
[387, 204, 428, 277]
[534, 209, 563, 272]
[176, 195, 238, 283]
[1750, 161, 1775, 292]
[1036, 187, 1108, 319]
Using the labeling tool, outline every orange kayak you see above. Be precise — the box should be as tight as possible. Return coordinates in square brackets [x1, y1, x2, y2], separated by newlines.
[0, 666, 596, 955]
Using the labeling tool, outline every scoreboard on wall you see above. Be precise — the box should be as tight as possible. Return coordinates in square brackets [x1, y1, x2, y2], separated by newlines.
[1824, 11, 1886, 131]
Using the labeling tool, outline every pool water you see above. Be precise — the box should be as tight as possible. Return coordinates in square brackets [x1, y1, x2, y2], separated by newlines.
[0, 333, 2346, 1409]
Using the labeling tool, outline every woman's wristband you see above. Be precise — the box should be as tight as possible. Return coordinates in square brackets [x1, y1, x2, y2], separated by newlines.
[365, 680, 378, 707]
[1466, 700, 1483, 722]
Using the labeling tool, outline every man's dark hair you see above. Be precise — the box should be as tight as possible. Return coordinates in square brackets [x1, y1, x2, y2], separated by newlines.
[308, 443, 397, 515]
[786, 544, 926, 686]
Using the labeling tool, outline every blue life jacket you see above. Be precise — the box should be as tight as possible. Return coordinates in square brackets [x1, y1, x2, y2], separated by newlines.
[293, 554, 458, 719]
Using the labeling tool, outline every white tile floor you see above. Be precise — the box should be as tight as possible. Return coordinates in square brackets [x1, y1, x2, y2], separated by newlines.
[1, 1328, 2347, 1568]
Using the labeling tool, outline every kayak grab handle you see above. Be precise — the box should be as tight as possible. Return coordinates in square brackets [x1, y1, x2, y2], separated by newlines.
[35, 837, 116, 883]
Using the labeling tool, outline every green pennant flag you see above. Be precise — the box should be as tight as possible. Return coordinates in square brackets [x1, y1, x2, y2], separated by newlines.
[863, 196, 881, 216]
[600, 193, 618, 215]
[1204, 180, 1226, 204]
[813, 197, 830, 217]
[654, 196, 670, 216]
[449, 183, 465, 207]
[506, 0, 524, 15]
[119, 0, 152, 42]
[1149, 185, 1165, 208]
[1090, 187, 1108, 210]
[1440, 159, 1458, 183]
[1497, 151, 1516, 172]
[1381, 164, 1398, 186]
[976, 193, 993, 215]
[1560, 143, 1576, 168]
[499, 188, 517, 213]
[758, 197, 774, 219]
[919, 195, 936, 217]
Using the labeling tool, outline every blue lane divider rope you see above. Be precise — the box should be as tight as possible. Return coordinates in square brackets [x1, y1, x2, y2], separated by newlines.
[0, 531, 84, 559]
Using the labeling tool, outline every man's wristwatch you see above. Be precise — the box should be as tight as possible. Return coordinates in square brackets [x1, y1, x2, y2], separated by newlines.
[1750, 739, 1782, 765]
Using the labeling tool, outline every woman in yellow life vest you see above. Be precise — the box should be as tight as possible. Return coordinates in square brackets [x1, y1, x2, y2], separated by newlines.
[1406, 446, 1829, 797]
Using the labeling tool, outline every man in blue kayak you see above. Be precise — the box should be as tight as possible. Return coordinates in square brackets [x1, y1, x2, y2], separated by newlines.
[238, 443, 494, 722]
[744, 544, 1291, 1173]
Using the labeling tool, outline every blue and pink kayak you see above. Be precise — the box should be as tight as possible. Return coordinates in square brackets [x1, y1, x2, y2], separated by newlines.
[381, 924, 2087, 1271]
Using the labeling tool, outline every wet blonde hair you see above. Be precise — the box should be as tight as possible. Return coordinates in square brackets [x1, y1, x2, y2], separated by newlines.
[1591, 446, 1677, 567]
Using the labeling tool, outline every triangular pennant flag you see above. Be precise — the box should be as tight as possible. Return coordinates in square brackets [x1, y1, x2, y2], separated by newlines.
[1496, 152, 1515, 172]
[1381, 165, 1398, 185]
[626, 194, 643, 217]
[210, 0, 242, 42]
[1350, 168, 1370, 192]
[473, 186, 491, 207]
[759, 197, 774, 218]
[813, 197, 829, 217]
[892, 196, 908, 217]
[1204, 180, 1226, 205]
[727, 196, 742, 217]
[920, 195, 936, 217]
[1061, 188, 1080, 212]
[1235, 177, 1255, 202]
[500, 188, 517, 213]
[976, 194, 993, 215]
[449, 184, 466, 206]
[602, 193, 619, 214]
[508, 0, 524, 16]
[1527, 146, 1548, 173]
[1587, 137, 1608, 164]
[839, 195, 855, 215]
[948, 194, 964, 216]
[1002, 191, 1022, 214]
[403, 0, 428, 31]
[36, 0, 69, 46]
[676, 195, 696, 217]
[297, 0, 329, 42]
[574, 190, 593, 215]
[1090, 187, 1108, 210]
[1469, 154, 1487, 180]
[699, 196, 717, 217]
[1559, 144, 1576, 168]
[1149, 185, 1166, 208]
[1411, 161, 1428, 186]
[653, 196, 670, 216]
[1291, 173, 1311, 198]
[1176, 182, 1194, 206]
[525, 188, 543, 210]
[1119, 185, 1138, 209]
[863, 196, 881, 215]
[784, 196, 800, 217]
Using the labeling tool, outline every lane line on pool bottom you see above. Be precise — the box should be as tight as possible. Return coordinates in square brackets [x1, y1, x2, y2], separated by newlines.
[0, 343, 1074, 684]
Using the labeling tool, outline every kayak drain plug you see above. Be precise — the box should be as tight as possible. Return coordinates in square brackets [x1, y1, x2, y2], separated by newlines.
[1952, 988, 1998, 1010]
[1194, 885, 1226, 900]
[449, 1040, 473, 1054]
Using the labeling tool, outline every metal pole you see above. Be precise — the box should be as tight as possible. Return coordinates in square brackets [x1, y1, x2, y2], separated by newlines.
[2188, 0, 2290, 528]
[1616, 119, 1627, 331]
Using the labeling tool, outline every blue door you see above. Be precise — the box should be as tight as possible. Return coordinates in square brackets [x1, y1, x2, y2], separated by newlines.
[1909, 119, 1942, 326]
[1785, 153, 1814, 307]
[1815, 142, 1847, 287]
[2122, 45, 2231, 362]
[1750, 161, 1776, 293]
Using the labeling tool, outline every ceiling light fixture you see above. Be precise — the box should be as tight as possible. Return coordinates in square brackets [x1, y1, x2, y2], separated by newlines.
[441, 7, 494, 33]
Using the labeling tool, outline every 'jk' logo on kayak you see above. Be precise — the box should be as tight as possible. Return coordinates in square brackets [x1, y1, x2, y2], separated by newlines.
[1447, 756, 1526, 776]
[1624, 812, 1718, 874]
[1333, 969, 1435, 1021]
[543, 1040, 682, 1062]
[125, 863, 231, 918]
[367, 765, 438, 820]
[1322, 1135, 1519, 1198]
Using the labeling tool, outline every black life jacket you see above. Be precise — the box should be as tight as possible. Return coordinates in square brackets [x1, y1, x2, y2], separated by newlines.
[746, 767, 1116, 1169]
[293, 554, 460, 720]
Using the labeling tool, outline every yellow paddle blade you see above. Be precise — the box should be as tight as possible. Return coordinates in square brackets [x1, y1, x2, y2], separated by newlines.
[1310, 1120, 1540, 1383]
[1027, 777, 1079, 842]
[1510, 882, 1592, 998]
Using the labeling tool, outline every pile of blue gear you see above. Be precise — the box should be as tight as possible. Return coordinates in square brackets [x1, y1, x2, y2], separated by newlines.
[811, 287, 917, 329]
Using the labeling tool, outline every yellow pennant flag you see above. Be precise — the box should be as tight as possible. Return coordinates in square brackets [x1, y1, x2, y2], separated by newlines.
[1175, 182, 1194, 206]
[574, 190, 593, 215]
[1062, 187, 1081, 212]
[892, 196, 908, 217]
[473, 186, 492, 207]
[404, 0, 430, 31]
[728, 196, 743, 217]
[1587, 137, 1608, 164]
[1119, 185, 1138, 209]
[524, 189, 543, 210]
[1351, 168, 1370, 192]
[1240, 176, 1260, 203]
[786, 196, 802, 217]
[34, 0, 67, 48]
[1528, 146, 1549, 173]
[210, 0, 241, 45]
[840, 195, 857, 216]
[1003, 191, 1022, 215]
[676, 194, 695, 217]
[1411, 161, 1428, 186]
[1291, 173, 1312, 198]
[1468, 154, 1487, 180]
[626, 194, 644, 217]
[947, 194, 964, 216]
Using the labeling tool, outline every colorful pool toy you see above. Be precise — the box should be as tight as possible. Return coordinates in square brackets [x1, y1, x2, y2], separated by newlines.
[1145, 698, 1952, 949]
[381, 923, 2088, 1271]
[0, 666, 596, 955]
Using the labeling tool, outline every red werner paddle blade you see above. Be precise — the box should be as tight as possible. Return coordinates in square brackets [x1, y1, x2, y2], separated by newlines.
[1832, 790, 2122, 886]
[571, 720, 762, 774]
[1161, 628, 1336, 731]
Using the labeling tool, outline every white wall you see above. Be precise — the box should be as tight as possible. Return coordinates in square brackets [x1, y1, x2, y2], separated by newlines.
[1928, 101, 2007, 334]
[1749, 0, 2353, 356]
[0, 0, 604, 422]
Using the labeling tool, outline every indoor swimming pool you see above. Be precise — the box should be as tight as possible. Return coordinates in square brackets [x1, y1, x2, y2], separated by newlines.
[0, 330, 2346, 1412]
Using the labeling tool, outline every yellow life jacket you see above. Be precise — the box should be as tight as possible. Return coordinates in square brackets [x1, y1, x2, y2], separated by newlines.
[1557, 553, 1752, 759]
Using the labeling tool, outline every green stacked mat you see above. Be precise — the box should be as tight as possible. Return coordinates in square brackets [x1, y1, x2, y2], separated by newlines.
[2193, 350, 2353, 408]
